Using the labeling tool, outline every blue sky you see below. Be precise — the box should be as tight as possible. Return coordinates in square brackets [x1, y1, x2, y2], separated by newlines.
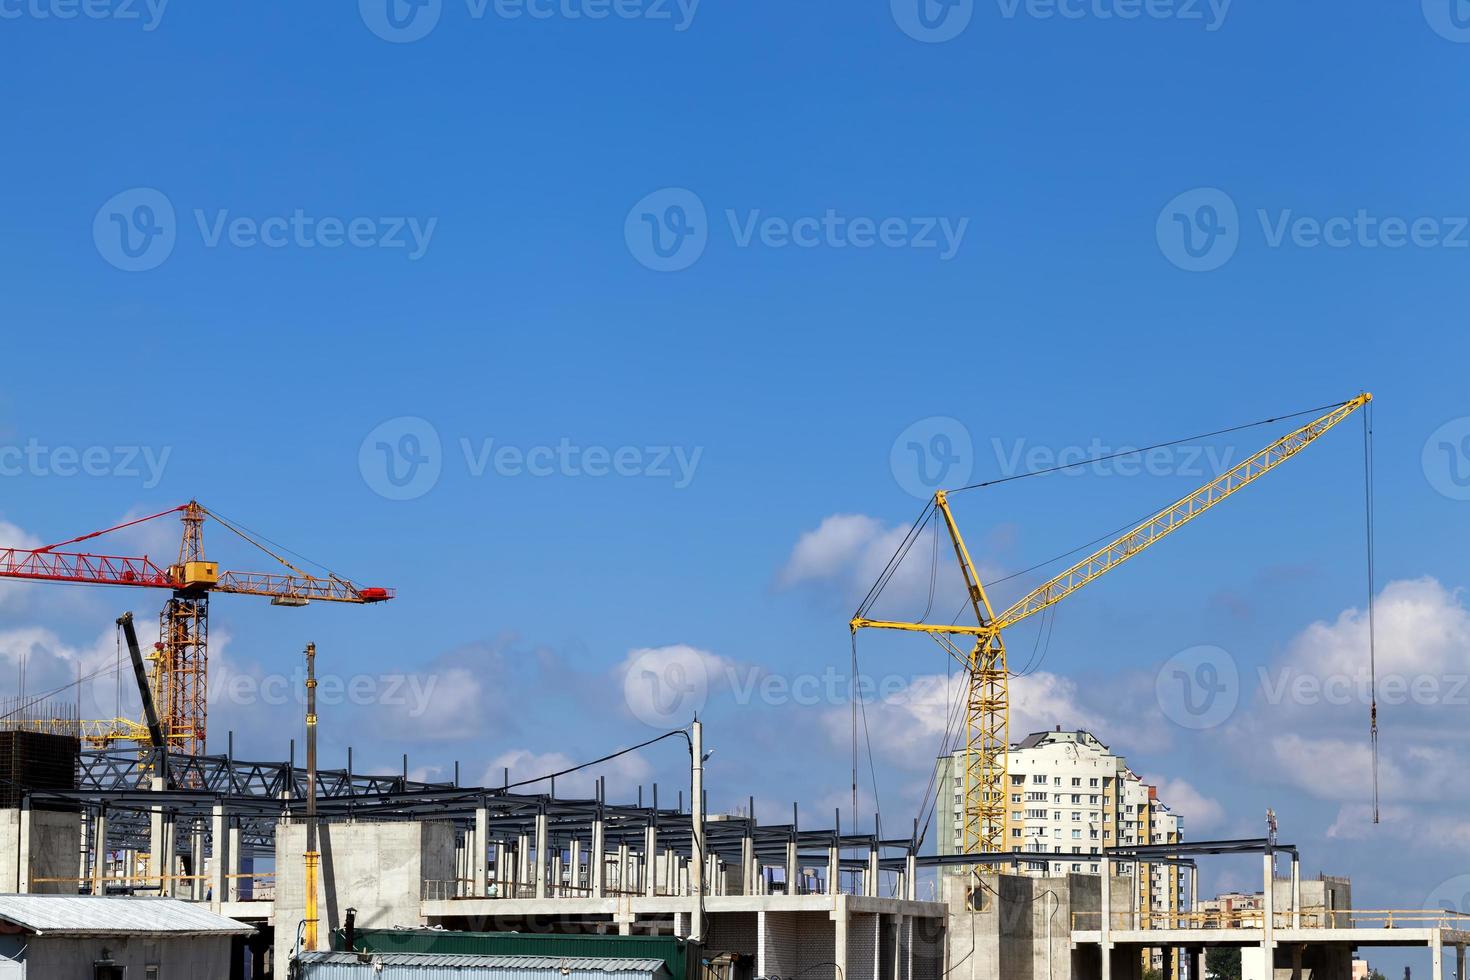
[2, 1, 1469, 963]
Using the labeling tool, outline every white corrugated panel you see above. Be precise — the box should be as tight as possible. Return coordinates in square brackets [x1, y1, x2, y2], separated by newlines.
[0, 895, 253, 936]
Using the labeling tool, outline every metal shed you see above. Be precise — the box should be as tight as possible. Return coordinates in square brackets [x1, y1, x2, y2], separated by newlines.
[296, 952, 672, 980]
[0, 895, 252, 978]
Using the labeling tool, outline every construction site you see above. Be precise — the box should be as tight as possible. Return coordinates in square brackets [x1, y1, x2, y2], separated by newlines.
[0, 394, 1462, 980]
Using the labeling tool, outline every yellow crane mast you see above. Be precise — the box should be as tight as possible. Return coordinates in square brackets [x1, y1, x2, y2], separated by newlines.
[851, 394, 1372, 860]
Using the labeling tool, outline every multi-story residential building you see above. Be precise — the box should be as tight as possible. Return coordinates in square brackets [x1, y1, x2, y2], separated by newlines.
[935, 727, 1186, 913]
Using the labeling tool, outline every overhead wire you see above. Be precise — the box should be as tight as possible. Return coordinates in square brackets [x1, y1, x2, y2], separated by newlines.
[1363, 400, 1380, 824]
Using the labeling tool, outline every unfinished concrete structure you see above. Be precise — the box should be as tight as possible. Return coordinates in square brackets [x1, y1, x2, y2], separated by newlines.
[5, 746, 1469, 979]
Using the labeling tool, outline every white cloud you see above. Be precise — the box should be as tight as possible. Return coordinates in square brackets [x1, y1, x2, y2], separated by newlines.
[484, 748, 652, 798]
[1143, 775, 1225, 833]
[616, 644, 735, 728]
[820, 669, 1111, 769]
[1223, 576, 1470, 853]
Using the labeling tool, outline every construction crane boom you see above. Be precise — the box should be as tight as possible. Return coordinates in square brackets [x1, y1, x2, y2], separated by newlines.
[850, 393, 1371, 862]
[0, 501, 393, 758]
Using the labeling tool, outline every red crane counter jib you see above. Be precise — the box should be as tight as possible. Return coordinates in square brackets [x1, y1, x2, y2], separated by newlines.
[0, 501, 393, 758]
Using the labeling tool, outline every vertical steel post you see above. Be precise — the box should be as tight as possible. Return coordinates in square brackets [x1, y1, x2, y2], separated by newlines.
[303, 642, 320, 952]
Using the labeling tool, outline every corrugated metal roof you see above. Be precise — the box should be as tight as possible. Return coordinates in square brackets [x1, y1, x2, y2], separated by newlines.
[0, 895, 254, 936]
[296, 952, 670, 979]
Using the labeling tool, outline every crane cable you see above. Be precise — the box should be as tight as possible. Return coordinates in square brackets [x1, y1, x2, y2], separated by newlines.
[1363, 401, 1380, 824]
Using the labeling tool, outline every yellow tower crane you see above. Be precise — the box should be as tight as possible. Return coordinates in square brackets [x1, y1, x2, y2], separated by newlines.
[851, 393, 1371, 860]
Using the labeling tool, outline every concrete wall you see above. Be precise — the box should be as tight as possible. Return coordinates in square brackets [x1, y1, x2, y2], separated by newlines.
[945, 872, 1138, 980]
[23, 934, 236, 979]
[0, 809, 81, 894]
[274, 820, 457, 972]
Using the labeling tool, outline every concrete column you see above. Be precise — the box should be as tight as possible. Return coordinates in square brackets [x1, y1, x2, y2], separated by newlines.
[591, 813, 606, 897]
[674, 911, 687, 938]
[867, 846, 879, 898]
[742, 821, 755, 896]
[906, 849, 917, 901]
[1290, 853, 1301, 928]
[91, 809, 109, 896]
[149, 776, 166, 893]
[786, 837, 799, 895]
[16, 805, 31, 894]
[1457, 945, 1465, 980]
[618, 843, 630, 895]
[828, 838, 840, 895]
[1433, 932, 1444, 980]
[552, 851, 564, 898]
[1189, 866, 1198, 925]
[1261, 851, 1275, 977]
[644, 824, 658, 898]
[534, 810, 549, 899]
[473, 807, 489, 898]
[518, 833, 531, 894]
[1290, 944, 1303, 980]
[756, 910, 768, 977]
[191, 819, 207, 901]
[1100, 856, 1113, 980]
[227, 827, 242, 902]
[210, 805, 228, 910]
[832, 897, 849, 980]
[570, 839, 583, 895]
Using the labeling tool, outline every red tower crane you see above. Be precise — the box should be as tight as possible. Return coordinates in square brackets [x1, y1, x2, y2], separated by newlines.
[0, 501, 393, 757]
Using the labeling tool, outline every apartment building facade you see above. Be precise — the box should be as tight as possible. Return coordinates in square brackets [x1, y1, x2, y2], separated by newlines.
[935, 727, 1185, 913]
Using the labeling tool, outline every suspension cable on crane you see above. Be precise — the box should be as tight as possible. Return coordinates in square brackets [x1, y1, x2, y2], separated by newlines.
[1362, 400, 1380, 825]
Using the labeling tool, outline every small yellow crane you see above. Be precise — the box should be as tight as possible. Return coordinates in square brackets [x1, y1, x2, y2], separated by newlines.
[851, 394, 1371, 860]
